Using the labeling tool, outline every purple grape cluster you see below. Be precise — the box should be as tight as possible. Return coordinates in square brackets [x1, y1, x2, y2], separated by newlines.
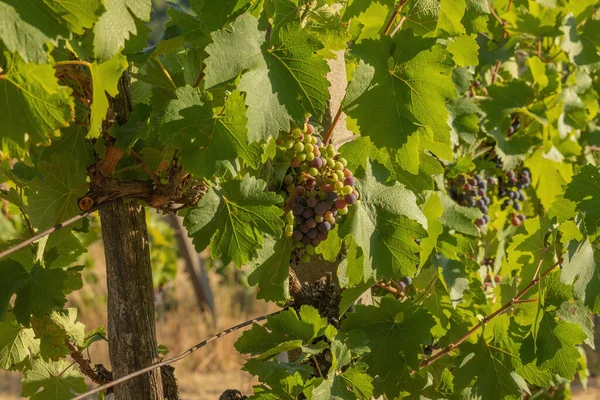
[498, 168, 530, 226]
[507, 115, 521, 137]
[449, 174, 493, 227]
[279, 122, 359, 261]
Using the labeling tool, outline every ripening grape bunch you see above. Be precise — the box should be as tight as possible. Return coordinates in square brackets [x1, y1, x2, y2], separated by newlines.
[449, 174, 494, 227]
[498, 168, 531, 226]
[507, 114, 521, 137]
[277, 122, 359, 262]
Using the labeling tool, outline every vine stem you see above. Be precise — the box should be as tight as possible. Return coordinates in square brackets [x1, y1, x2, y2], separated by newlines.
[130, 149, 161, 184]
[420, 255, 563, 369]
[383, 0, 409, 35]
[53, 60, 92, 68]
[0, 204, 105, 261]
[72, 309, 285, 400]
[323, 107, 343, 146]
[193, 65, 206, 88]
[151, 58, 176, 90]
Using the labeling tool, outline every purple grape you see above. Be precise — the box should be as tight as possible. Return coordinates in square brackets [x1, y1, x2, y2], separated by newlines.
[479, 204, 488, 214]
[300, 224, 310, 233]
[292, 231, 303, 241]
[483, 196, 490, 206]
[326, 191, 338, 203]
[507, 170, 515, 180]
[302, 236, 312, 245]
[487, 177, 495, 185]
[476, 198, 485, 208]
[292, 204, 304, 216]
[469, 178, 477, 186]
[483, 214, 490, 223]
[307, 218, 317, 228]
[318, 221, 331, 232]
[310, 158, 323, 168]
[307, 197, 318, 208]
[344, 177, 355, 186]
[297, 196, 307, 206]
[295, 186, 305, 196]
[401, 276, 412, 286]
[344, 193, 357, 205]
[314, 202, 327, 215]
[303, 208, 315, 219]
[307, 229, 318, 239]
[317, 231, 327, 241]
[311, 238, 322, 246]
[477, 188, 486, 197]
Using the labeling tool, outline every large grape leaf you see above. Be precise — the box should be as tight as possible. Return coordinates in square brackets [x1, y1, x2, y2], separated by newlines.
[339, 160, 427, 279]
[564, 164, 600, 236]
[21, 358, 87, 400]
[183, 175, 283, 266]
[0, 261, 82, 326]
[341, 297, 435, 394]
[561, 16, 600, 66]
[0, 52, 74, 146]
[93, 0, 152, 60]
[525, 148, 573, 210]
[0, 312, 39, 370]
[247, 236, 292, 302]
[343, 30, 455, 152]
[561, 238, 600, 313]
[158, 90, 261, 178]
[204, 14, 330, 142]
[25, 154, 88, 231]
[0, 0, 103, 63]
[88, 53, 129, 138]
[31, 308, 85, 361]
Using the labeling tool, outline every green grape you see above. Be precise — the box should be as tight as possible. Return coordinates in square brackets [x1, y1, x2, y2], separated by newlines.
[305, 143, 314, 153]
[291, 128, 303, 138]
[309, 167, 319, 176]
[315, 215, 324, 223]
[296, 153, 307, 162]
[294, 242, 303, 249]
[304, 112, 312, 119]
[286, 184, 295, 193]
[301, 253, 311, 263]
[294, 142, 305, 152]
[306, 245, 315, 255]
[327, 144, 336, 157]
[339, 157, 347, 167]
[334, 181, 344, 191]
[327, 158, 336, 168]
[306, 152, 315, 161]
[342, 185, 353, 195]
[335, 161, 344, 171]
[284, 140, 294, 149]
[311, 136, 317, 144]
[285, 224, 294, 232]
[336, 170, 344, 181]
[338, 205, 349, 215]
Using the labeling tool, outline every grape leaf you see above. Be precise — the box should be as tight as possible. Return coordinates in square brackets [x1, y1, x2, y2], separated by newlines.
[438, 193, 481, 236]
[0, 312, 39, 370]
[159, 90, 261, 178]
[21, 358, 87, 400]
[420, 192, 444, 264]
[341, 297, 435, 380]
[0, 52, 74, 146]
[344, 31, 455, 151]
[25, 154, 88, 231]
[561, 238, 600, 313]
[481, 80, 534, 130]
[184, 175, 283, 266]
[204, 14, 330, 142]
[447, 34, 480, 67]
[0, 0, 102, 63]
[31, 308, 85, 361]
[560, 16, 600, 66]
[564, 164, 600, 236]
[88, 53, 129, 138]
[524, 148, 573, 210]
[312, 359, 373, 400]
[247, 236, 292, 302]
[93, 0, 152, 60]
[339, 160, 427, 279]
[435, 0, 466, 37]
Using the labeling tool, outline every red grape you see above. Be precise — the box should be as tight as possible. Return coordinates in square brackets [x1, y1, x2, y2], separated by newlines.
[335, 198, 347, 209]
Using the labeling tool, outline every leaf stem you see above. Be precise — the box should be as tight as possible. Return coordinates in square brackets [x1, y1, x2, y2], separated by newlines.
[151, 58, 176, 90]
[130, 149, 161, 184]
[390, 16, 407, 37]
[193, 65, 206, 88]
[413, 275, 438, 304]
[420, 255, 563, 369]
[311, 354, 324, 378]
[383, 0, 409, 35]
[54, 60, 92, 68]
[323, 107, 343, 146]
[299, 1, 313, 27]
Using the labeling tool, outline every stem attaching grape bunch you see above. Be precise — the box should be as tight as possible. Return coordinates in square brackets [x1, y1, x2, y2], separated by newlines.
[278, 120, 359, 262]
[449, 173, 493, 228]
[498, 167, 531, 226]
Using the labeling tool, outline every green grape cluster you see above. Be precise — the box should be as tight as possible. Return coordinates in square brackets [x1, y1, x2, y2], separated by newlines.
[277, 122, 359, 262]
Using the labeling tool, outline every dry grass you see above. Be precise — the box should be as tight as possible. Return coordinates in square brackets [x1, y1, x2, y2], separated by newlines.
[0, 241, 276, 399]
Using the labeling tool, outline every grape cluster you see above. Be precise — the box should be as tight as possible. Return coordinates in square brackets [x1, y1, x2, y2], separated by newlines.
[498, 168, 530, 226]
[507, 114, 521, 137]
[449, 174, 494, 227]
[279, 123, 359, 262]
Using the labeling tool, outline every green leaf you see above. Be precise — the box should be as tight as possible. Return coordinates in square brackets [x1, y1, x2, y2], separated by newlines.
[482, 80, 534, 131]
[447, 34, 479, 67]
[32, 308, 85, 361]
[0, 261, 82, 326]
[247, 236, 292, 302]
[0, 52, 74, 146]
[0, 311, 39, 370]
[436, 0, 466, 36]
[312, 361, 374, 400]
[184, 175, 283, 266]
[204, 14, 330, 142]
[93, 0, 152, 60]
[438, 193, 481, 236]
[159, 90, 261, 178]
[560, 16, 600, 66]
[524, 148, 573, 210]
[344, 31, 455, 151]
[340, 160, 427, 279]
[564, 164, 600, 236]
[21, 358, 87, 399]
[88, 53, 129, 138]
[342, 297, 435, 378]
[420, 192, 444, 264]
[0, 0, 102, 63]
[561, 238, 600, 313]
[25, 154, 88, 231]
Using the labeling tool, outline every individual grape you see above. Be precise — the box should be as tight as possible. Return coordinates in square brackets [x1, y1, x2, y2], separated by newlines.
[482, 214, 490, 223]
[521, 175, 531, 186]
[463, 183, 472, 191]
[476, 198, 485, 208]
[353, 190, 359, 199]
[333, 162, 343, 172]
[342, 185, 353, 195]
[470, 189, 478, 197]
[318, 221, 331, 232]
[306, 152, 315, 161]
[305, 123, 314, 135]
[338, 206, 348, 215]
[518, 191, 526, 201]
[305, 244, 315, 255]
[310, 158, 323, 168]
[513, 200, 521, 211]
[302, 236, 312, 245]
[517, 214, 526, 222]
[301, 253, 311, 263]
[483, 196, 490, 206]
[508, 191, 516, 199]
[327, 158, 336, 168]
[284, 175, 294, 185]
[344, 177, 355, 187]
[322, 183, 333, 192]
[294, 142, 304, 152]
[507, 170, 515, 180]
[479, 180, 487, 190]
[292, 230, 303, 241]
[343, 168, 353, 178]
[339, 157, 348, 167]
[317, 231, 327, 241]
[502, 199, 511, 210]
[479, 204, 488, 214]
[308, 167, 319, 177]
[306, 197, 317, 208]
[467, 197, 476, 207]
[315, 214, 324, 223]
[401, 276, 412, 286]
[507, 126, 515, 135]
[303, 208, 315, 219]
[326, 191, 339, 204]
[284, 140, 294, 149]
[513, 122, 521, 131]
[522, 167, 530, 176]
[335, 170, 345, 181]
[335, 198, 347, 209]
[398, 281, 407, 290]
[307, 218, 317, 229]
[292, 204, 304, 216]
[295, 186, 306, 196]
[297, 196, 307, 206]
[487, 177, 496, 185]
[326, 144, 336, 157]
[477, 188, 486, 197]
[334, 181, 344, 191]
[475, 218, 485, 227]
[312, 237, 322, 246]
[305, 143, 314, 153]
[291, 128, 303, 138]
[324, 211, 334, 223]
[290, 158, 301, 168]
[511, 216, 521, 226]
[296, 153, 307, 162]
[300, 224, 310, 233]
[345, 193, 357, 205]
[307, 190, 317, 198]
[473, 80, 481, 87]
[314, 202, 327, 215]
[296, 216, 306, 225]
[307, 228, 318, 239]
[469, 178, 477, 186]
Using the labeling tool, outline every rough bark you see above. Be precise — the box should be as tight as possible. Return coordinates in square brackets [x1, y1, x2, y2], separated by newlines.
[100, 199, 164, 400]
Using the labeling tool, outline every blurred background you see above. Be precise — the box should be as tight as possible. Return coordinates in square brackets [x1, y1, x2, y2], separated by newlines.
[1, 1, 599, 399]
